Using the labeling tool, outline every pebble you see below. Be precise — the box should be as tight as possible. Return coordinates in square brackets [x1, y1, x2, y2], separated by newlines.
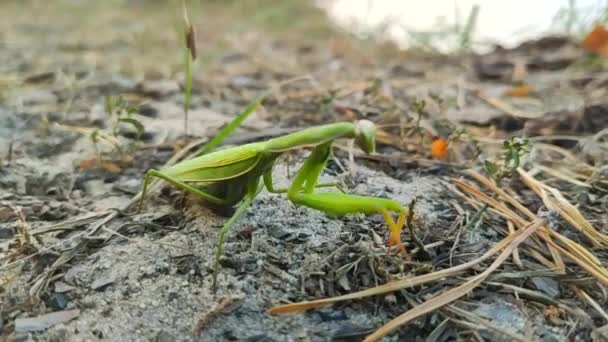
[137, 79, 180, 97]
[14, 309, 80, 333]
[0, 207, 15, 223]
[0, 225, 15, 239]
[11, 88, 57, 106]
[48, 293, 70, 310]
[54, 281, 76, 293]
[156, 330, 175, 342]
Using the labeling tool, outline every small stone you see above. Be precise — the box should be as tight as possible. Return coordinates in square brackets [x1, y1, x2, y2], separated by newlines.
[0, 207, 15, 223]
[137, 79, 180, 97]
[14, 309, 80, 333]
[139, 303, 146, 309]
[71, 190, 83, 199]
[243, 334, 275, 342]
[268, 224, 291, 239]
[156, 330, 175, 342]
[138, 103, 159, 118]
[0, 225, 15, 239]
[10, 88, 57, 106]
[167, 290, 178, 301]
[384, 294, 397, 305]
[91, 275, 116, 291]
[529, 277, 560, 298]
[48, 293, 69, 310]
[54, 281, 76, 293]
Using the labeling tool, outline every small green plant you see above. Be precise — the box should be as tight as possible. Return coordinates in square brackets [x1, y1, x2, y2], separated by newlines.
[104, 95, 144, 142]
[484, 137, 530, 183]
[182, 0, 196, 140]
[458, 4, 480, 51]
[87, 95, 143, 158]
[400, 3, 480, 53]
[408, 98, 427, 147]
[552, 0, 608, 38]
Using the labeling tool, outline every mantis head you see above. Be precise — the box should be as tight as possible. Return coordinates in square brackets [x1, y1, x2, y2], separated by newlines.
[354, 120, 376, 154]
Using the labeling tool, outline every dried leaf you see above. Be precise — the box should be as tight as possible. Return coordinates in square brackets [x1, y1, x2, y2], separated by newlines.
[505, 85, 531, 97]
[582, 25, 608, 58]
[543, 306, 565, 326]
[79, 159, 97, 170]
[430, 138, 448, 159]
[14, 309, 80, 333]
[100, 161, 122, 174]
[511, 59, 527, 83]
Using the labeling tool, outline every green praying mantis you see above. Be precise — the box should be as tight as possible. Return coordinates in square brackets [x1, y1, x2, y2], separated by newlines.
[139, 102, 410, 289]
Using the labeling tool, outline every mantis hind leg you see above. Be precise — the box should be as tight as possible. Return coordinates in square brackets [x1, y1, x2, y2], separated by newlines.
[212, 176, 261, 290]
[138, 169, 232, 212]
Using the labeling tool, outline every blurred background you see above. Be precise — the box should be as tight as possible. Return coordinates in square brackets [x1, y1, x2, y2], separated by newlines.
[324, 0, 608, 51]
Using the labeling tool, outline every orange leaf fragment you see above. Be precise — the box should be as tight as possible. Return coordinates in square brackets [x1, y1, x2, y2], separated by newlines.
[100, 161, 122, 174]
[582, 25, 608, 58]
[430, 138, 448, 159]
[79, 159, 97, 170]
[505, 85, 531, 97]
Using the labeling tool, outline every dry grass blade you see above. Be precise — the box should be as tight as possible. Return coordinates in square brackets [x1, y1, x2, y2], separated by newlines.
[454, 171, 608, 286]
[363, 219, 544, 342]
[475, 90, 542, 119]
[518, 168, 608, 247]
[507, 220, 523, 267]
[535, 165, 592, 188]
[451, 178, 565, 271]
[575, 288, 608, 323]
[446, 305, 533, 342]
[269, 218, 529, 315]
[463, 170, 565, 271]
[542, 236, 608, 285]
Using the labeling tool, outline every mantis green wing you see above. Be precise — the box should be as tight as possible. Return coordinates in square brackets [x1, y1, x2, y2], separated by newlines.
[161, 143, 265, 182]
[139, 143, 265, 210]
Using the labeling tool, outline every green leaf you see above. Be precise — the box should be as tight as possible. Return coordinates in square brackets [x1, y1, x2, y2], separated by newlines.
[484, 160, 498, 177]
[321, 95, 334, 105]
[118, 118, 145, 141]
[194, 100, 261, 156]
[104, 96, 112, 115]
[90, 130, 100, 145]
[126, 106, 138, 116]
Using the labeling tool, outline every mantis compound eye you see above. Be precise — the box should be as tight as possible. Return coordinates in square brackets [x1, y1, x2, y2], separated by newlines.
[355, 119, 376, 154]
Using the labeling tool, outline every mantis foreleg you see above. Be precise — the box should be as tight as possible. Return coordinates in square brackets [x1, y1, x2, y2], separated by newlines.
[263, 169, 345, 194]
[286, 144, 410, 255]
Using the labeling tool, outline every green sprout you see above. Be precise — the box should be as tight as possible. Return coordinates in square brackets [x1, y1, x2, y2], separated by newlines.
[484, 137, 530, 183]
[182, 0, 197, 141]
[104, 95, 143, 143]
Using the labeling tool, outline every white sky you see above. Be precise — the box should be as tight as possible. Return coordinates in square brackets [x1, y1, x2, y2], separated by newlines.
[321, 0, 605, 50]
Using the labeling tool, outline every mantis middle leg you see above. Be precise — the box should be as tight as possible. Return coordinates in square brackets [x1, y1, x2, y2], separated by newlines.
[263, 168, 345, 194]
